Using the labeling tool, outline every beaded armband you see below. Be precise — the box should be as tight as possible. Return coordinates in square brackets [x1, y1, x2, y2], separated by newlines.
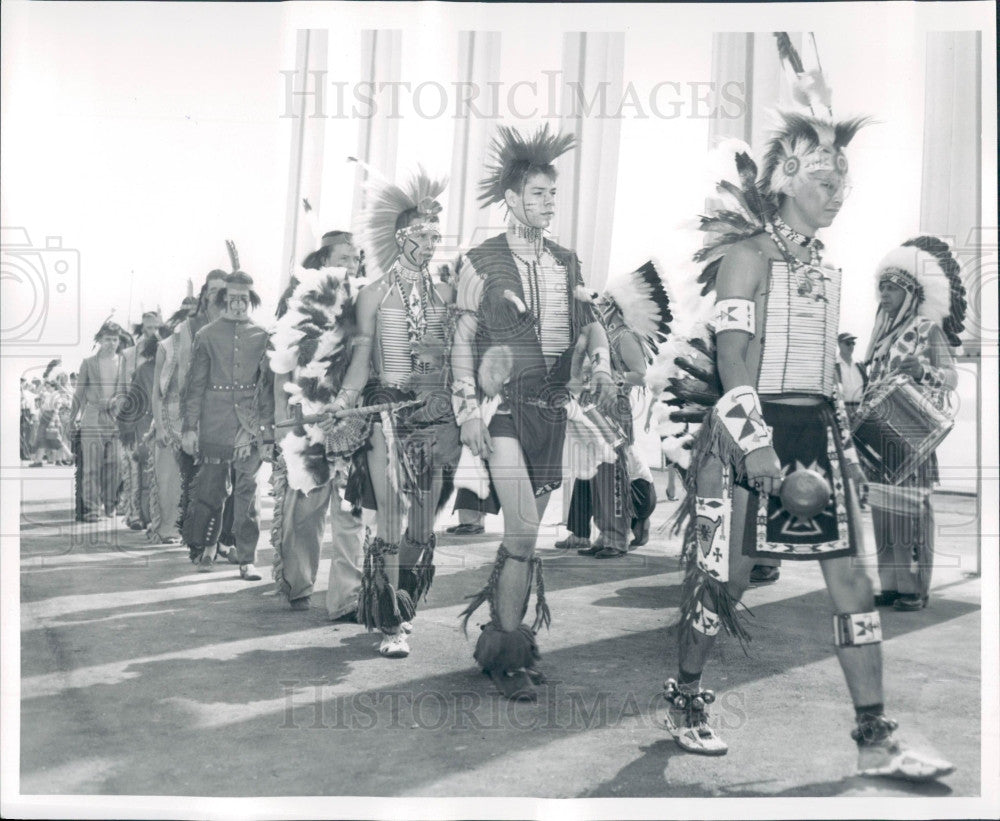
[714, 385, 772, 455]
[712, 298, 755, 336]
[452, 375, 480, 425]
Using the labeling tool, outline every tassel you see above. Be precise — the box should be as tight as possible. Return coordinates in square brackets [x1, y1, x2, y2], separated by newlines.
[356, 535, 405, 632]
[396, 589, 416, 623]
[459, 544, 510, 635]
[473, 624, 541, 674]
[529, 557, 551, 632]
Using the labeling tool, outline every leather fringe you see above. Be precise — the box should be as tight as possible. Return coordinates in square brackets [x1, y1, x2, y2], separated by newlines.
[459, 544, 510, 635]
[269, 456, 291, 599]
[401, 532, 436, 603]
[356, 536, 405, 633]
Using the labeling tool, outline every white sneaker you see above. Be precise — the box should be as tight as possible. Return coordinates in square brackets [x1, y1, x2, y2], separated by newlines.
[400, 621, 413, 634]
[378, 633, 410, 658]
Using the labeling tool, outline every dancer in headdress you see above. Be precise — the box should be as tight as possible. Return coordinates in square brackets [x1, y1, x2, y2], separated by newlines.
[451, 125, 617, 699]
[860, 238, 965, 612]
[269, 231, 367, 615]
[180, 244, 274, 580]
[656, 33, 954, 780]
[563, 262, 672, 557]
[341, 165, 460, 658]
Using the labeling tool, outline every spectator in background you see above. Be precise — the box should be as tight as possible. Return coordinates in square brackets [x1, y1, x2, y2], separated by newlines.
[836, 332, 868, 423]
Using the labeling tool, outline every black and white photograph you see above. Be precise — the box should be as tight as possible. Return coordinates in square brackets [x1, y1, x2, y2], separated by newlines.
[1, 1, 997, 818]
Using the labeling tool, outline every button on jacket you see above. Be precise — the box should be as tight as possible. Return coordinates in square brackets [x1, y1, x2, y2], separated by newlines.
[182, 316, 273, 461]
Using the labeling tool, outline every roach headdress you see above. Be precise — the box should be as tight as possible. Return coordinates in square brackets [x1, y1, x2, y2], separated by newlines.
[354, 160, 447, 278]
[478, 124, 576, 209]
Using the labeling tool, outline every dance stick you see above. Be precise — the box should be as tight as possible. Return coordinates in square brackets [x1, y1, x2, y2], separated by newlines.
[274, 398, 424, 428]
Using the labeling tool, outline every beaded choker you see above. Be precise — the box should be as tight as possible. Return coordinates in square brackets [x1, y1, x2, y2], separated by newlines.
[509, 220, 543, 244]
[772, 215, 819, 249]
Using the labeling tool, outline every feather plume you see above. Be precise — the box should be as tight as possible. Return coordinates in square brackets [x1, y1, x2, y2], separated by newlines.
[301, 198, 322, 245]
[774, 32, 805, 74]
[225, 240, 240, 273]
[478, 124, 576, 208]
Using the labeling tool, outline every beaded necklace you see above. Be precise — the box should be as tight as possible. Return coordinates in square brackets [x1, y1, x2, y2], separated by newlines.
[765, 221, 826, 301]
[391, 260, 429, 369]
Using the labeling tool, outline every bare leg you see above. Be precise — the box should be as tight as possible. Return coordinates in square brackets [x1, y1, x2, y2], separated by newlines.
[487, 436, 542, 631]
[820, 555, 882, 707]
[366, 422, 406, 587]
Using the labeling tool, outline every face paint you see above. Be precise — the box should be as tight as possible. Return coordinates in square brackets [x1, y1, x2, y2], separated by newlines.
[225, 287, 251, 319]
[508, 171, 556, 229]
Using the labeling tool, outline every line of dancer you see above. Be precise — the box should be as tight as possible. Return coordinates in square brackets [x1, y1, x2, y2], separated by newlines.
[62, 33, 964, 786]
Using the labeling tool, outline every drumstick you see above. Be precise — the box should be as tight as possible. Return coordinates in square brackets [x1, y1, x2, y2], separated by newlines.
[862, 483, 931, 515]
[274, 398, 425, 428]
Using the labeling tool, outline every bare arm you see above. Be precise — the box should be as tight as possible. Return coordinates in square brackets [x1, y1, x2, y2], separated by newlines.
[335, 283, 378, 406]
[714, 243, 766, 392]
[616, 332, 647, 386]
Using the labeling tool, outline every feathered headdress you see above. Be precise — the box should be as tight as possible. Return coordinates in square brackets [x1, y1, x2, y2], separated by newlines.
[760, 110, 869, 201]
[592, 260, 673, 362]
[478, 124, 576, 208]
[871, 236, 966, 346]
[354, 159, 447, 278]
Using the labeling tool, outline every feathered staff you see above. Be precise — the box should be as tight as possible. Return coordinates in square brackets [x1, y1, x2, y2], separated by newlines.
[775, 32, 832, 118]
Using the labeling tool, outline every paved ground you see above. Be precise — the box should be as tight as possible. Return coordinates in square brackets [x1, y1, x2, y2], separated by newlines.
[16, 465, 982, 800]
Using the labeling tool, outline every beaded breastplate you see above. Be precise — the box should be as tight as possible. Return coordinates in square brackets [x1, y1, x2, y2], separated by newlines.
[756, 260, 840, 398]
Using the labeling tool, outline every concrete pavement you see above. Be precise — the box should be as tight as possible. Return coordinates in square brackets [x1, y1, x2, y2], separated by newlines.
[16, 466, 982, 800]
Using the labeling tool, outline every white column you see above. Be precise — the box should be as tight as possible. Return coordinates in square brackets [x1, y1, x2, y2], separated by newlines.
[447, 31, 502, 250]
[919, 31, 983, 357]
[280, 29, 328, 289]
[708, 33, 754, 146]
[556, 32, 625, 291]
[352, 30, 402, 221]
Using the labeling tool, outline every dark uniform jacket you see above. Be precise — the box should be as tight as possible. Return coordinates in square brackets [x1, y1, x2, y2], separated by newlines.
[182, 316, 274, 461]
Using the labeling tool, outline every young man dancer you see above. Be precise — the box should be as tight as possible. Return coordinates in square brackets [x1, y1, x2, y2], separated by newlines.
[341, 168, 460, 658]
[181, 250, 274, 581]
[662, 112, 953, 781]
[452, 125, 616, 700]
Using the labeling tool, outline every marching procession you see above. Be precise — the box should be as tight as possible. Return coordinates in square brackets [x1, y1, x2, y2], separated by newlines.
[29, 29, 977, 795]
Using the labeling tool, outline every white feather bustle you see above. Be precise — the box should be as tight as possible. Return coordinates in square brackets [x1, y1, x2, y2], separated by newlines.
[268, 265, 357, 494]
[876, 245, 951, 325]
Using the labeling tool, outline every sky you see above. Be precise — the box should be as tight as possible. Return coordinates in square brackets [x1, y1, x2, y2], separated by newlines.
[1, 0, 995, 376]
